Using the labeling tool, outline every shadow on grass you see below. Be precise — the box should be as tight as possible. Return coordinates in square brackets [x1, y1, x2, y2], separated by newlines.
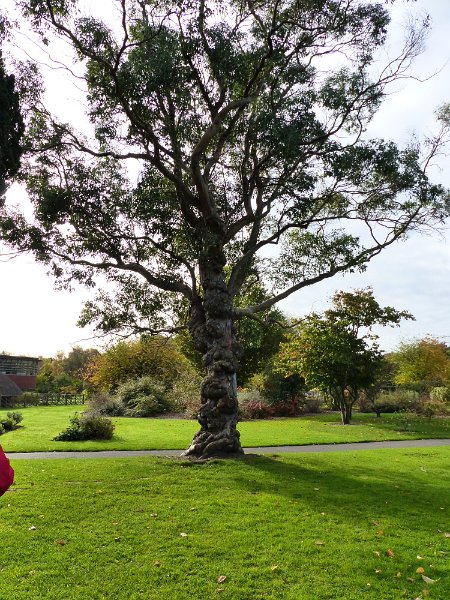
[317, 412, 450, 436]
[228, 452, 449, 533]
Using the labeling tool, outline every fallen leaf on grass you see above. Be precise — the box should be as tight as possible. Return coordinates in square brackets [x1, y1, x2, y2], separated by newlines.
[180, 532, 188, 537]
[395, 572, 402, 578]
[416, 555, 422, 559]
[375, 569, 382, 574]
[376, 530, 384, 536]
[154, 560, 161, 567]
[270, 565, 279, 571]
[444, 532, 450, 538]
[421, 575, 436, 584]
[386, 549, 394, 557]
[373, 551, 380, 557]
[315, 540, 325, 546]
[217, 575, 227, 583]
[416, 567, 425, 574]
[150, 513, 158, 518]
[55, 539, 66, 546]
[28, 526, 37, 531]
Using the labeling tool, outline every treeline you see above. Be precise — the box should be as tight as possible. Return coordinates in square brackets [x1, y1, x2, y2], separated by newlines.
[33, 290, 450, 423]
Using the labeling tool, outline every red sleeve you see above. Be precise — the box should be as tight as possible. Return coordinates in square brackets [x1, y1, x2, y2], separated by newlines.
[0, 446, 14, 497]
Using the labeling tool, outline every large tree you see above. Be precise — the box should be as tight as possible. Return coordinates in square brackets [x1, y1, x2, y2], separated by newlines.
[0, 1, 448, 457]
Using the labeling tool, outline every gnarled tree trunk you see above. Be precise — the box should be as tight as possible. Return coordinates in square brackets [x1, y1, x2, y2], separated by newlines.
[183, 247, 243, 459]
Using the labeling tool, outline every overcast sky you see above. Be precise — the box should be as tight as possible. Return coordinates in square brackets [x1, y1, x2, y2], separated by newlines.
[1, 0, 449, 358]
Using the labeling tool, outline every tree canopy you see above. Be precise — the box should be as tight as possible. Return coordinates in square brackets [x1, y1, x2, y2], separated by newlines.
[0, 48, 24, 196]
[389, 336, 450, 391]
[0, 0, 448, 456]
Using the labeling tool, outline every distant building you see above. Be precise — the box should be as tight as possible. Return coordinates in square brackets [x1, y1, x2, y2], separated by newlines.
[0, 374, 23, 404]
[0, 354, 40, 391]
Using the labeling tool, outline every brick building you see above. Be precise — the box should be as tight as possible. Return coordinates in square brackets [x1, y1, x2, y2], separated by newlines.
[0, 354, 40, 392]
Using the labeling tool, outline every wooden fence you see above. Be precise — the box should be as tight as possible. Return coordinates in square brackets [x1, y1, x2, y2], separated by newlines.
[1, 392, 85, 408]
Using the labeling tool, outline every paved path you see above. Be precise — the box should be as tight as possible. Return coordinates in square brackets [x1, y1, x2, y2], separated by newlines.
[6, 438, 450, 460]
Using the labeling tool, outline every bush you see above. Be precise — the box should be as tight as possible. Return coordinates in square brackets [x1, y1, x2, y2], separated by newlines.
[430, 386, 450, 404]
[300, 391, 324, 414]
[372, 389, 420, 413]
[53, 412, 115, 441]
[0, 411, 23, 433]
[80, 412, 116, 439]
[238, 390, 274, 419]
[88, 393, 125, 416]
[115, 376, 171, 417]
[416, 399, 449, 420]
[166, 370, 202, 418]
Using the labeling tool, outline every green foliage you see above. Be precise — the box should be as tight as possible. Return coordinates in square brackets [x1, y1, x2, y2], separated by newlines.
[372, 389, 420, 414]
[1, 0, 446, 345]
[389, 337, 450, 391]
[115, 376, 171, 417]
[276, 289, 411, 423]
[87, 393, 124, 417]
[36, 346, 99, 393]
[0, 410, 23, 433]
[0, 50, 24, 195]
[233, 280, 289, 385]
[87, 337, 191, 392]
[53, 411, 114, 441]
[430, 386, 450, 404]
[417, 399, 449, 420]
[166, 369, 202, 418]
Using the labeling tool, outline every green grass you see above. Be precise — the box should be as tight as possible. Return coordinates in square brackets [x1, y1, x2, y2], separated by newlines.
[1, 405, 449, 453]
[1, 448, 449, 599]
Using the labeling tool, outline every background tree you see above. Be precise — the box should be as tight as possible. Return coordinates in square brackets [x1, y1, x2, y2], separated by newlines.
[86, 337, 194, 393]
[0, 1, 448, 456]
[0, 47, 24, 196]
[276, 289, 412, 423]
[389, 336, 450, 392]
[36, 346, 100, 393]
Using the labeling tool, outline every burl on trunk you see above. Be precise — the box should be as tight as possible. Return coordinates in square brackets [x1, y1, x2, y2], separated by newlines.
[184, 252, 243, 458]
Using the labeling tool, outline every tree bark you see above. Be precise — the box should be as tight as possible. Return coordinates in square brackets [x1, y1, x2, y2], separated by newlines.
[183, 247, 243, 459]
[340, 398, 353, 425]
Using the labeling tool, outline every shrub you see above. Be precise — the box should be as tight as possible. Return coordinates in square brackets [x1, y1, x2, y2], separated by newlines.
[300, 391, 324, 414]
[53, 411, 115, 441]
[416, 399, 449, 420]
[115, 376, 170, 417]
[0, 411, 23, 433]
[238, 390, 274, 419]
[80, 412, 115, 439]
[166, 370, 202, 418]
[372, 389, 420, 413]
[88, 393, 125, 416]
[53, 413, 85, 441]
[430, 386, 450, 404]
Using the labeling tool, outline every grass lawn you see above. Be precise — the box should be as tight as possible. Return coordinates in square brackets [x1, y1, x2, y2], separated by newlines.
[0, 448, 449, 599]
[0, 405, 449, 453]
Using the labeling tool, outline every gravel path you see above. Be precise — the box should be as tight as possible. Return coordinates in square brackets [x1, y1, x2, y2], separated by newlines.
[6, 438, 450, 460]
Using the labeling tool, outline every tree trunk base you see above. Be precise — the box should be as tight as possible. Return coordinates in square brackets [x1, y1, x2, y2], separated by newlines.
[183, 422, 243, 459]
